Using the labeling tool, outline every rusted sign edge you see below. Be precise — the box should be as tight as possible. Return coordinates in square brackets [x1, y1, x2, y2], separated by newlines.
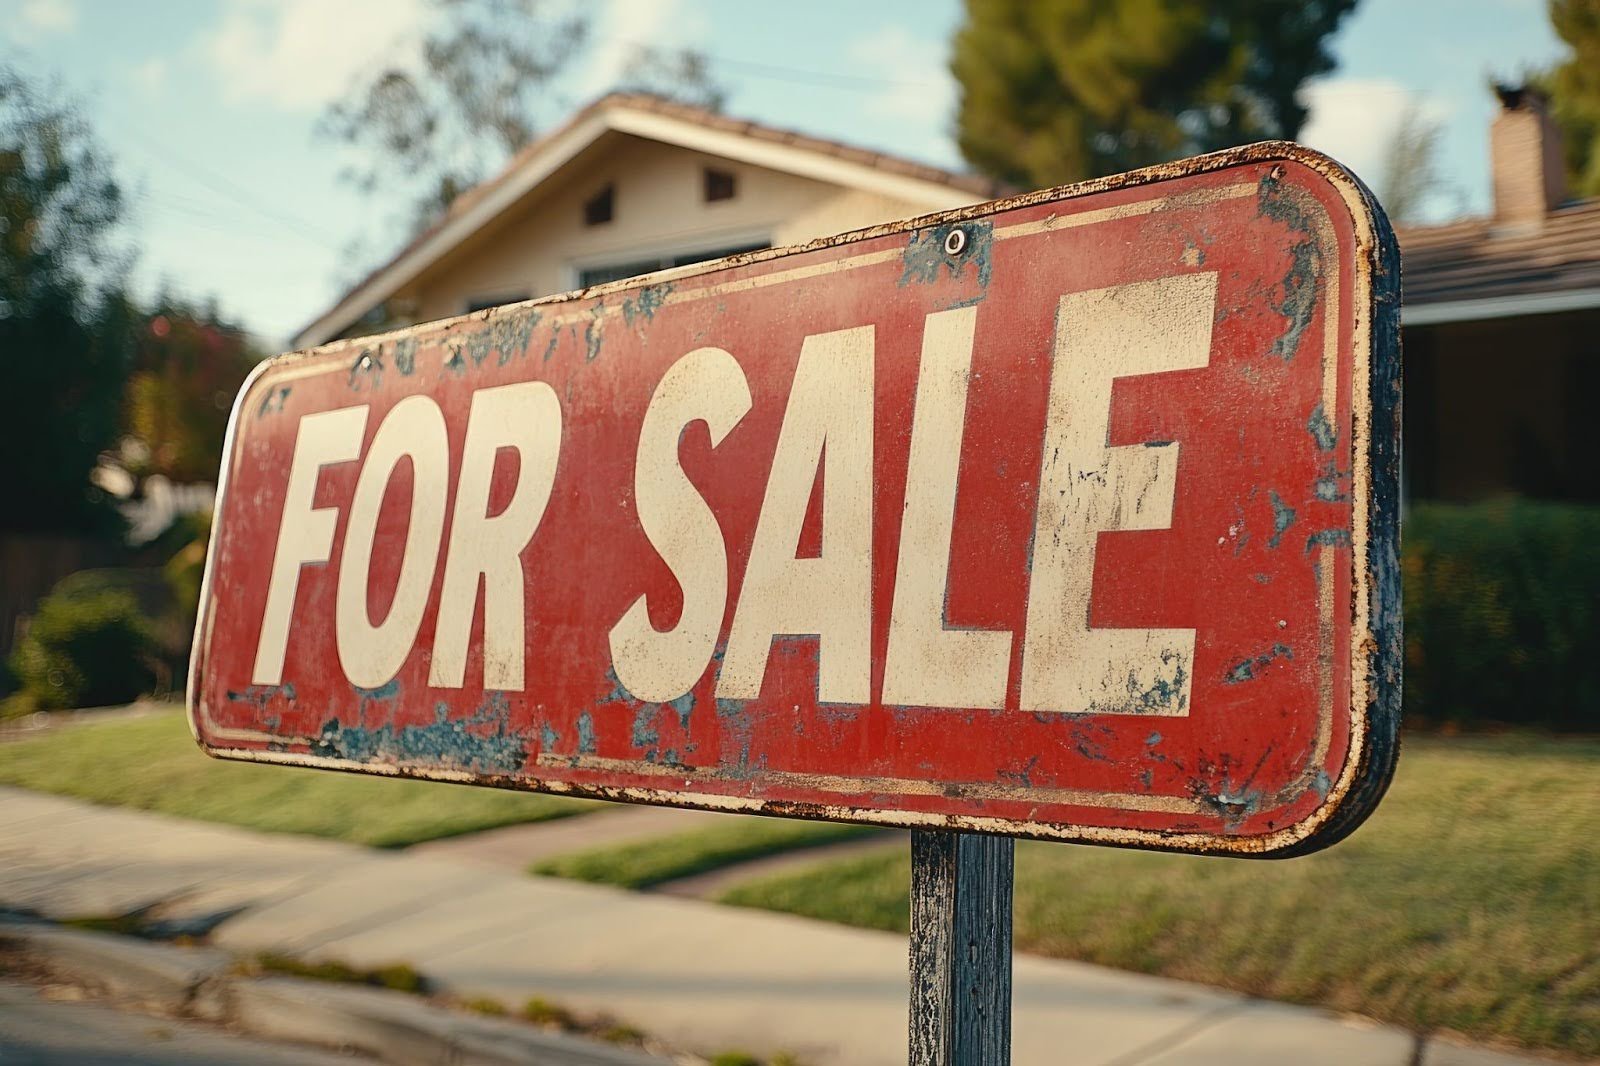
[188, 140, 1402, 858]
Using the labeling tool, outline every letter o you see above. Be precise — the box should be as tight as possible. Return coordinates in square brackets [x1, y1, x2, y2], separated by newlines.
[336, 396, 450, 689]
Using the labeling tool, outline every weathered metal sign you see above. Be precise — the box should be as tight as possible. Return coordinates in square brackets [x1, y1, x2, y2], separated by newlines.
[190, 143, 1400, 857]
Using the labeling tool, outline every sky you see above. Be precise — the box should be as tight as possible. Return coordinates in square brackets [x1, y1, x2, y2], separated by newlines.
[0, 0, 1570, 349]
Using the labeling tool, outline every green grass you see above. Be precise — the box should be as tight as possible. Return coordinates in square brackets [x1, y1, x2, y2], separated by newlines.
[532, 818, 883, 889]
[721, 735, 1600, 1057]
[0, 707, 593, 847]
[248, 951, 428, 994]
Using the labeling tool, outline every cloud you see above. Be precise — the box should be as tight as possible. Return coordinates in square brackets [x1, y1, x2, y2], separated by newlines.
[130, 57, 167, 94]
[840, 25, 960, 168]
[1298, 77, 1454, 188]
[571, 0, 702, 101]
[199, 0, 429, 111]
[13, 0, 77, 40]
[846, 26, 955, 127]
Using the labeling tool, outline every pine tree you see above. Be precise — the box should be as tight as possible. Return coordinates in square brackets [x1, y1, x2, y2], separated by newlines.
[1545, 0, 1600, 197]
[952, 0, 1357, 189]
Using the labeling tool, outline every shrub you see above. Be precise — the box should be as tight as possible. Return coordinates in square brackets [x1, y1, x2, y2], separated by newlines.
[1403, 499, 1600, 730]
[520, 997, 575, 1029]
[7, 579, 157, 711]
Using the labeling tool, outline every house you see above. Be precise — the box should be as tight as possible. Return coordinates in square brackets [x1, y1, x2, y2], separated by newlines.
[295, 93, 1004, 348]
[296, 90, 1600, 505]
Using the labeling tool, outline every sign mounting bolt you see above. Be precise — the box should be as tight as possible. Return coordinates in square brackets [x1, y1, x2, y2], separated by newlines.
[943, 228, 968, 257]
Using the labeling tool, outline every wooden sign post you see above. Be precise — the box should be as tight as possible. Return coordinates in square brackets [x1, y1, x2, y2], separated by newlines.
[191, 142, 1399, 1066]
[911, 831, 1014, 1063]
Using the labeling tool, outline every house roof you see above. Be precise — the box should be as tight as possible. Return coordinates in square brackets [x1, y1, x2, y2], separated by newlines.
[296, 89, 1600, 347]
[1398, 199, 1600, 325]
[294, 93, 1008, 349]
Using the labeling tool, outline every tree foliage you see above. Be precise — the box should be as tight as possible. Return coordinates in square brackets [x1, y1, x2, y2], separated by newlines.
[0, 66, 133, 535]
[951, 0, 1358, 189]
[124, 299, 261, 484]
[1378, 103, 1445, 223]
[321, 0, 587, 228]
[1544, 0, 1600, 197]
[321, 0, 727, 231]
[614, 46, 727, 112]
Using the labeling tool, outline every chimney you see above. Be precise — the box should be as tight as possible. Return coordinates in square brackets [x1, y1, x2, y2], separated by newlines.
[1490, 84, 1566, 229]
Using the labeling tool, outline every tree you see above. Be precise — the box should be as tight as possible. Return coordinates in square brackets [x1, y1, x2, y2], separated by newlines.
[1544, 0, 1600, 198]
[1378, 103, 1445, 223]
[322, 0, 727, 231]
[951, 0, 1358, 190]
[614, 46, 727, 112]
[123, 298, 261, 485]
[0, 66, 134, 535]
[321, 0, 588, 229]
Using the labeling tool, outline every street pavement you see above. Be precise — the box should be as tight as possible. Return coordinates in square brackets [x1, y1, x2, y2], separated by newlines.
[0, 787, 1564, 1066]
[0, 980, 355, 1065]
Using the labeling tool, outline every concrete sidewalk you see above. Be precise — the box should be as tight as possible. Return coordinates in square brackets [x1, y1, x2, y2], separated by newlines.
[0, 788, 1554, 1066]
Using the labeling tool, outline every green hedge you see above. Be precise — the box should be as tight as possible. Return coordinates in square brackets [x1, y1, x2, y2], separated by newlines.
[4, 572, 161, 715]
[1404, 500, 1600, 730]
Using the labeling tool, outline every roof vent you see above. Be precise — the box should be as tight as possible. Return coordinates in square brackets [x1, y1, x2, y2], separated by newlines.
[1490, 83, 1566, 230]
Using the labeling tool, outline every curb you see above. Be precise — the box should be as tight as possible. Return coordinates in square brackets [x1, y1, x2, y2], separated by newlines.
[0, 919, 666, 1066]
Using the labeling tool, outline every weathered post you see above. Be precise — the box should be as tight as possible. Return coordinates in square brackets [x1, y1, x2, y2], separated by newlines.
[910, 830, 1014, 1065]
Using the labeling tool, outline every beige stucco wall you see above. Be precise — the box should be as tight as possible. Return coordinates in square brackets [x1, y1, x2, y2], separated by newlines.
[393, 133, 953, 325]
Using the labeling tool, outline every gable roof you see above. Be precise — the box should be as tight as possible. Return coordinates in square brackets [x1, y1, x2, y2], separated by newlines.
[1398, 199, 1600, 325]
[296, 90, 1600, 347]
[294, 93, 1008, 349]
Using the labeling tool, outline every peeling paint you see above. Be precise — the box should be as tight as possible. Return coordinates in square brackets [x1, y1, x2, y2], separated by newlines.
[621, 283, 672, 328]
[492, 312, 538, 366]
[1224, 643, 1295, 684]
[576, 710, 597, 755]
[256, 386, 290, 416]
[900, 220, 994, 288]
[312, 695, 523, 776]
[1256, 171, 1321, 361]
[1306, 402, 1337, 450]
[1305, 528, 1352, 552]
[347, 349, 384, 391]
[668, 690, 694, 732]
[716, 698, 759, 780]
[465, 328, 493, 367]
[442, 342, 466, 376]
[1266, 490, 1297, 549]
[631, 704, 660, 749]
[225, 683, 296, 706]
[393, 337, 418, 376]
[1111, 649, 1189, 715]
[583, 307, 604, 362]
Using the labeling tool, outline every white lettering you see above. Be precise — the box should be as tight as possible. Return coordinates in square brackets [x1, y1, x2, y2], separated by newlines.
[1019, 272, 1216, 715]
[609, 348, 752, 703]
[335, 396, 449, 690]
[430, 382, 563, 690]
[882, 307, 1011, 709]
[251, 406, 369, 685]
[717, 327, 874, 703]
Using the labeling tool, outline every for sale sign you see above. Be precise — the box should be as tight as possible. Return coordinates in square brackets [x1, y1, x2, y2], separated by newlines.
[190, 144, 1400, 857]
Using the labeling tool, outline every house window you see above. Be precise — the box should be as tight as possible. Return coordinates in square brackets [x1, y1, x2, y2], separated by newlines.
[584, 185, 614, 226]
[577, 241, 768, 289]
[704, 168, 737, 202]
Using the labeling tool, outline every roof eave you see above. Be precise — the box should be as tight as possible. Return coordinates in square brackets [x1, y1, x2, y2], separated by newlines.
[293, 98, 992, 350]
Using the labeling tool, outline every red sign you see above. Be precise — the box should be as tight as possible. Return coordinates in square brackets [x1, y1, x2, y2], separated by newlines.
[190, 144, 1400, 857]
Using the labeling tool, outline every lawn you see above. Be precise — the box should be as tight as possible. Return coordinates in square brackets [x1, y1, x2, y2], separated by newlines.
[0, 706, 594, 847]
[532, 818, 883, 889]
[720, 735, 1600, 1057]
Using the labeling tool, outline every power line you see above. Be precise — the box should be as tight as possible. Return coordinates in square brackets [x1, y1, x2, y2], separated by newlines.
[106, 111, 343, 249]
